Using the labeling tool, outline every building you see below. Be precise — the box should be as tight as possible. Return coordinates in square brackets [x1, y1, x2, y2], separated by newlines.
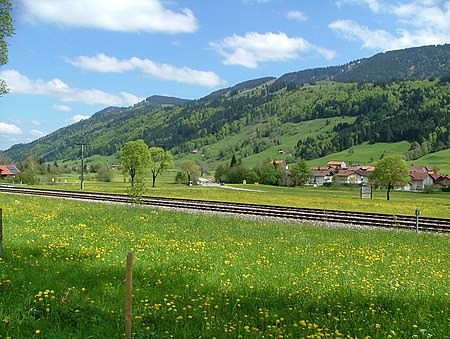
[334, 165, 375, 185]
[310, 168, 335, 186]
[405, 172, 434, 191]
[433, 174, 450, 187]
[0, 165, 20, 178]
[327, 161, 347, 170]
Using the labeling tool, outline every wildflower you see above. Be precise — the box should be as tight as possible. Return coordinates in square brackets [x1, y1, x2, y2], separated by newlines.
[35, 329, 41, 334]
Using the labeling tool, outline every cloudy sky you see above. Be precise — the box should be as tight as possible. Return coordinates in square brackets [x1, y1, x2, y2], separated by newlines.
[0, 0, 449, 151]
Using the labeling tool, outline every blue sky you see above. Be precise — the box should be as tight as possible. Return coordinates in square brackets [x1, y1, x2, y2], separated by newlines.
[1, 0, 449, 151]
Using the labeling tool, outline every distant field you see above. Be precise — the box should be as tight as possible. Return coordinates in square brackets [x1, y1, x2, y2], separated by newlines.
[415, 148, 450, 174]
[1, 194, 448, 338]
[306, 141, 411, 167]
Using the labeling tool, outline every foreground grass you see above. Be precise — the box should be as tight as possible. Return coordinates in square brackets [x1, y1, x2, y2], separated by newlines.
[1, 194, 449, 338]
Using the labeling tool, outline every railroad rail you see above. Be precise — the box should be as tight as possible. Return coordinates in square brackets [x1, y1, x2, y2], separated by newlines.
[1, 186, 449, 233]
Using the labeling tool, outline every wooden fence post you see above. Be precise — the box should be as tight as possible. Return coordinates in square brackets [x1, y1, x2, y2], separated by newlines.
[125, 251, 133, 339]
[0, 208, 3, 258]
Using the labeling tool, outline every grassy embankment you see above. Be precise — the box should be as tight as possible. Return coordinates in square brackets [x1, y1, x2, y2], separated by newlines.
[0, 194, 449, 338]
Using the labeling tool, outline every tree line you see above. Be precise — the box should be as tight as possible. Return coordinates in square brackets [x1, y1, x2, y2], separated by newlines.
[215, 154, 311, 187]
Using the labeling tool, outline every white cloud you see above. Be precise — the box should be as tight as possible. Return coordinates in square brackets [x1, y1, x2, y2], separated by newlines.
[287, 10, 308, 21]
[31, 120, 40, 125]
[52, 104, 72, 112]
[332, 1, 450, 51]
[0, 69, 143, 106]
[0, 122, 23, 135]
[210, 32, 336, 68]
[67, 54, 225, 88]
[336, 0, 382, 13]
[30, 129, 47, 138]
[66, 115, 90, 123]
[19, 0, 198, 33]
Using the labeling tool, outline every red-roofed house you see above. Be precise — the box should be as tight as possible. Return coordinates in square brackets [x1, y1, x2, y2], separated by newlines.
[335, 169, 361, 184]
[334, 166, 374, 185]
[310, 169, 335, 186]
[406, 172, 434, 191]
[0, 165, 20, 178]
[409, 165, 434, 174]
[434, 174, 450, 187]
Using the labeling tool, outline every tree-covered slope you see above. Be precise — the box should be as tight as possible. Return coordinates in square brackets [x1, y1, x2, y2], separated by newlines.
[4, 45, 450, 164]
[277, 44, 450, 85]
[5, 79, 449, 166]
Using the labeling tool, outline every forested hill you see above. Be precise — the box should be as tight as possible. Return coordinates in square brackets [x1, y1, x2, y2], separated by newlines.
[4, 44, 450, 163]
[277, 44, 450, 85]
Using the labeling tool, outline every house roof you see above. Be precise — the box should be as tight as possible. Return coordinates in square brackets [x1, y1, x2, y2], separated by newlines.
[327, 161, 345, 167]
[0, 165, 20, 175]
[409, 165, 433, 173]
[429, 173, 442, 181]
[335, 169, 359, 177]
[409, 172, 431, 181]
[355, 169, 374, 176]
[435, 175, 450, 186]
[312, 170, 334, 177]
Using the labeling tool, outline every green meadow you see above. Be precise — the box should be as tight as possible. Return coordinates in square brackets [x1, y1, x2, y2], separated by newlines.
[36, 173, 450, 219]
[1, 193, 449, 338]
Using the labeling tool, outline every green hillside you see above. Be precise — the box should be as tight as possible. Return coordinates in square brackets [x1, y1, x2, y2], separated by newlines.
[413, 148, 450, 174]
[306, 141, 411, 167]
[4, 45, 449, 173]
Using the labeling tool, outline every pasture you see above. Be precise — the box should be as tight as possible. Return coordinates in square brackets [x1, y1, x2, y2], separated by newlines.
[35, 173, 450, 219]
[0, 193, 449, 338]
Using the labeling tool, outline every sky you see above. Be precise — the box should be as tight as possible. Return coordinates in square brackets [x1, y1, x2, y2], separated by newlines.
[0, 0, 449, 151]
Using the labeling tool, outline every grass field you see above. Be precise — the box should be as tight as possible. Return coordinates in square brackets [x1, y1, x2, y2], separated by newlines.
[0, 194, 449, 338]
[306, 142, 411, 167]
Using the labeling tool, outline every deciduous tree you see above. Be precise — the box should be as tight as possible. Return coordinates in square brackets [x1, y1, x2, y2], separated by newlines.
[148, 147, 173, 187]
[119, 140, 150, 186]
[180, 160, 200, 186]
[1, 0, 14, 95]
[290, 160, 311, 186]
[369, 154, 410, 200]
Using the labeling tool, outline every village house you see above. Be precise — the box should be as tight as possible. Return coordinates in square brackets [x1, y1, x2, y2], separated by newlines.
[310, 167, 335, 186]
[434, 174, 450, 187]
[334, 166, 374, 185]
[0, 165, 20, 178]
[309, 161, 446, 191]
[409, 165, 434, 174]
[401, 165, 436, 191]
[327, 161, 346, 170]
[405, 172, 434, 191]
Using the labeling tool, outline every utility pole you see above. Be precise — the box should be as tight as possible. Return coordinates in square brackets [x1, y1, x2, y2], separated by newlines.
[75, 143, 89, 190]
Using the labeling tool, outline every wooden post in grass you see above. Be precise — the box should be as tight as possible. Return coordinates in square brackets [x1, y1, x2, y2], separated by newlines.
[0, 209, 3, 258]
[125, 251, 133, 339]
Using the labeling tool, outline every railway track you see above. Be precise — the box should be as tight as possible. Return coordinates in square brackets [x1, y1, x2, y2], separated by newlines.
[1, 186, 449, 233]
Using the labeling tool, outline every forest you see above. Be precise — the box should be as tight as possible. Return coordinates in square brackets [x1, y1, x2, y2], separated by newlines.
[5, 78, 449, 167]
